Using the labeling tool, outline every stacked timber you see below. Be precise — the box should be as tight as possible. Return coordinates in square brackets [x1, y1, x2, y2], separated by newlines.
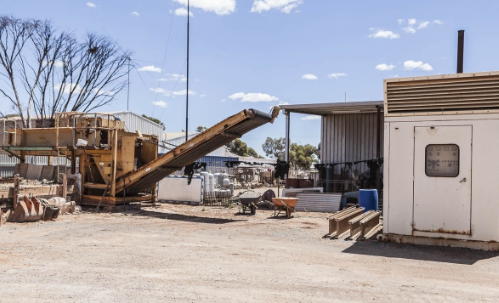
[326, 207, 382, 241]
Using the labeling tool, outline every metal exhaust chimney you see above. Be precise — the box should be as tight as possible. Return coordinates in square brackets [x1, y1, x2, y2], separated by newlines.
[457, 30, 465, 73]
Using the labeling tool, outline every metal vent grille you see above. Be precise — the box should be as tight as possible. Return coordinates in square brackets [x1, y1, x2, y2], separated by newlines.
[385, 74, 499, 115]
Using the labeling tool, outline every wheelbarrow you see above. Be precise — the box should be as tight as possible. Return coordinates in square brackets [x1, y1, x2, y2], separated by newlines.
[272, 197, 299, 219]
[236, 190, 261, 215]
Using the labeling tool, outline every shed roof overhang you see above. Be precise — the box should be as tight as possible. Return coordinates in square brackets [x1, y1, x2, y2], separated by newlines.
[279, 101, 383, 115]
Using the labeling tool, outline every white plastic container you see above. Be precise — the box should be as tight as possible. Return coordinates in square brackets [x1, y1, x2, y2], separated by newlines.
[200, 172, 209, 193]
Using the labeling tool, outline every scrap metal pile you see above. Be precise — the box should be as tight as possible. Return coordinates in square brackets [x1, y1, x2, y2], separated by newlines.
[0, 168, 78, 226]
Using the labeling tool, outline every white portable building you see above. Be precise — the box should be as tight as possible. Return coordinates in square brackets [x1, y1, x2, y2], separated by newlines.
[382, 71, 499, 250]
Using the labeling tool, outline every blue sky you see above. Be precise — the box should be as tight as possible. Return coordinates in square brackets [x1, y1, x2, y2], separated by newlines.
[2, 0, 499, 156]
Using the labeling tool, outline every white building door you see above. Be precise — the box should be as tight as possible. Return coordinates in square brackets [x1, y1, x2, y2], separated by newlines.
[413, 126, 472, 235]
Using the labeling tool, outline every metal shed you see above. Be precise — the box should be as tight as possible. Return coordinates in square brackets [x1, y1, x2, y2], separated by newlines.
[280, 101, 384, 175]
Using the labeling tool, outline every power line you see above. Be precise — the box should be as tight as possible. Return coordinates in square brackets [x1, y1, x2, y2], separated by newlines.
[131, 64, 151, 92]
[153, 0, 177, 106]
[159, 59, 187, 119]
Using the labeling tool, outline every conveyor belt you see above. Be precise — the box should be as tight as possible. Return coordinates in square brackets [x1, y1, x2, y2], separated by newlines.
[117, 108, 279, 195]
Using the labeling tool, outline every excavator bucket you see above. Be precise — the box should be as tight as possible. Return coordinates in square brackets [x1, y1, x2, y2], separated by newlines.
[9, 196, 44, 223]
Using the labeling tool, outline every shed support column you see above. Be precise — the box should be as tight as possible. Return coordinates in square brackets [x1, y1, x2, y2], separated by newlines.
[376, 106, 381, 158]
[285, 111, 290, 162]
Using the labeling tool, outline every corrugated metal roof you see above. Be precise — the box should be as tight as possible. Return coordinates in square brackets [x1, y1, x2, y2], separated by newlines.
[280, 101, 383, 115]
[108, 111, 164, 138]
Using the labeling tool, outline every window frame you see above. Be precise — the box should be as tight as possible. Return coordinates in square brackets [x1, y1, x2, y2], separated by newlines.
[425, 144, 460, 177]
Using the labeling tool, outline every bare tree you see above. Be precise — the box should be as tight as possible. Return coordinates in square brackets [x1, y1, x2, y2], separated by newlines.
[0, 16, 131, 127]
[0, 16, 37, 127]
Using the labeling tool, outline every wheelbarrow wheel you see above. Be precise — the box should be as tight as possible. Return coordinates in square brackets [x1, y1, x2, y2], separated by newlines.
[242, 206, 246, 214]
[250, 205, 256, 215]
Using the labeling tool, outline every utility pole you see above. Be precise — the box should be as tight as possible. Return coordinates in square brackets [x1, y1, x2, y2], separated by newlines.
[127, 57, 131, 111]
[185, 0, 190, 142]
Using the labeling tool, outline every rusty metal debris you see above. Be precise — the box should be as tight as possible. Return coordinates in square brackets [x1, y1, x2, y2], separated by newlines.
[9, 196, 44, 223]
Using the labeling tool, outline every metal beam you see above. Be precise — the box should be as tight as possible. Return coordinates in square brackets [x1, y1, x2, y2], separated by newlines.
[285, 111, 290, 162]
[3, 146, 55, 151]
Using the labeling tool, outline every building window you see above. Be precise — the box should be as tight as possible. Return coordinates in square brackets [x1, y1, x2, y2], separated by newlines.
[425, 144, 459, 177]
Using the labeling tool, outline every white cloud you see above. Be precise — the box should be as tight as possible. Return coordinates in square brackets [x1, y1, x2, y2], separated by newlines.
[173, 0, 236, 16]
[403, 60, 433, 71]
[149, 88, 170, 95]
[328, 73, 347, 79]
[221, 99, 226, 102]
[368, 29, 400, 39]
[152, 101, 168, 108]
[157, 74, 187, 82]
[138, 65, 162, 73]
[433, 20, 443, 25]
[302, 74, 318, 80]
[174, 7, 193, 17]
[54, 83, 114, 96]
[408, 18, 416, 25]
[53, 60, 65, 67]
[54, 83, 82, 94]
[86, 2, 96, 8]
[172, 89, 196, 96]
[228, 92, 279, 102]
[43, 60, 65, 67]
[390, 75, 399, 78]
[200, 94, 207, 97]
[418, 21, 430, 29]
[251, 0, 302, 14]
[301, 115, 321, 121]
[131, 11, 140, 16]
[403, 26, 416, 34]
[270, 101, 290, 109]
[375, 64, 395, 71]
[397, 19, 404, 25]
[282, 3, 299, 13]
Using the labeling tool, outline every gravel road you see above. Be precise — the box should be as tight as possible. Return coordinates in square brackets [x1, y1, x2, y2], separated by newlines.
[1, 203, 499, 302]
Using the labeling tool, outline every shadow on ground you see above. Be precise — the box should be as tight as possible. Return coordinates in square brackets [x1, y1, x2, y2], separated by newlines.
[342, 241, 499, 265]
[129, 210, 243, 224]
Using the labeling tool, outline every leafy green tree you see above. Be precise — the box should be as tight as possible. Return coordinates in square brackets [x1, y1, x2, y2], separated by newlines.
[0, 111, 18, 118]
[262, 137, 318, 169]
[262, 137, 285, 160]
[196, 126, 207, 132]
[141, 114, 165, 130]
[248, 147, 260, 158]
[226, 138, 260, 158]
[289, 143, 318, 170]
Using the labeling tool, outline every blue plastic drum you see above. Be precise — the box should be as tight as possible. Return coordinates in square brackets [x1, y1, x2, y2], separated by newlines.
[358, 189, 378, 212]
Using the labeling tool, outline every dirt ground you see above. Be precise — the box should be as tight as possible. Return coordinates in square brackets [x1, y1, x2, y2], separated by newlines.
[1, 202, 499, 303]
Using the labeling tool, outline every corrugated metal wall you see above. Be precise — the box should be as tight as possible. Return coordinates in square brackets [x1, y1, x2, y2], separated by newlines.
[0, 153, 75, 178]
[321, 113, 384, 173]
